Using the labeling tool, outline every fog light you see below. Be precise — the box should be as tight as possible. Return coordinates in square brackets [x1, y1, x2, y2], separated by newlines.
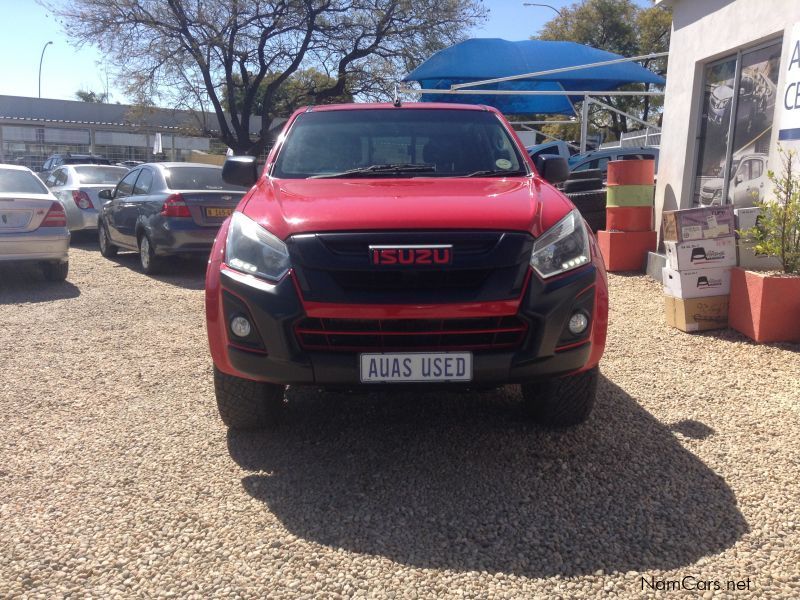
[568, 312, 589, 335]
[230, 315, 252, 338]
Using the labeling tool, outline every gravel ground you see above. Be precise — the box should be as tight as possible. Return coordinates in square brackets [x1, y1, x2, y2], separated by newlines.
[1, 237, 798, 599]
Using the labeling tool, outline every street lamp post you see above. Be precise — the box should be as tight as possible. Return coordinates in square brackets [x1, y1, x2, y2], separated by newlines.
[39, 41, 53, 99]
[522, 3, 563, 17]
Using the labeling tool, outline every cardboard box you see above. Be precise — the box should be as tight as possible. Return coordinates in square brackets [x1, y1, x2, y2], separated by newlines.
[737, 239, 783, 270]
[662, 266, 732, 298]
[662, 205, 735, 242]
[664, 236, 737, 270]
[597, 229, 657, 272]
[734, 207, 762, 234]
[664, 294, 729, 332]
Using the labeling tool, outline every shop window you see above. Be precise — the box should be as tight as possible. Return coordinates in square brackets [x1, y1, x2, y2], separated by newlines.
[693, 39, 782, 208]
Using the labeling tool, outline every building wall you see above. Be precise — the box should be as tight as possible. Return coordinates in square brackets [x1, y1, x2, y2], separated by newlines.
[655, 0, 800, 236]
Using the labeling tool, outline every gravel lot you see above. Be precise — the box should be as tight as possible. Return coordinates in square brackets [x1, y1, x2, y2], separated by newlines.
[1, 237, 799, 598]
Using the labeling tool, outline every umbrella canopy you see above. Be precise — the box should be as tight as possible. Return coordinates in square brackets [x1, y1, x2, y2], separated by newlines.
[403, 39, 666, 115]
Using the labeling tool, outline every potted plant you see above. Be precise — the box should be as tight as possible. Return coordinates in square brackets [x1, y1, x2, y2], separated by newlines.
[728, 147, 800, 343]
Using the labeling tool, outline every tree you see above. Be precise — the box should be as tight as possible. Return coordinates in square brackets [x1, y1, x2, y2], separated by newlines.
[48, 0, 486, 155]
[534, 0, 671, 142]
[74, 89, 108, 103]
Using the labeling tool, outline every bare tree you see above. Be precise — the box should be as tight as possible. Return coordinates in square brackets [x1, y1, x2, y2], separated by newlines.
[46, 0, 486, 155]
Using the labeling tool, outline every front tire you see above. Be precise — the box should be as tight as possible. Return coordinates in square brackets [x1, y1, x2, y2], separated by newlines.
[213, 367, 285, 430]
[98, 221, 118, 257]
[41, 261, 69, 282]
[521, 366, 598, 427]
[138, 233, 161, 275]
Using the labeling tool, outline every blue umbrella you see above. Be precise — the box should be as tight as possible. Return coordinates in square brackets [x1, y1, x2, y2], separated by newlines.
[403, 39, 666, 115]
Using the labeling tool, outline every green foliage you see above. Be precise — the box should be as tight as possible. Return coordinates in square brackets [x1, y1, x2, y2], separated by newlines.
[743, 147, 800, 274]
[534, 0, 671, 142]
[75, 89, 108, 103]
[224, 69, 353, 118]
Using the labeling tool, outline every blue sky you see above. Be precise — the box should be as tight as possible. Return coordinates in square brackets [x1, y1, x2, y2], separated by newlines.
[0, 0, 651, 103]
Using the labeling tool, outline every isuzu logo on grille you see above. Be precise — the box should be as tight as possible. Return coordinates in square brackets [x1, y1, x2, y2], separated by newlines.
[369, 244, 453, 265]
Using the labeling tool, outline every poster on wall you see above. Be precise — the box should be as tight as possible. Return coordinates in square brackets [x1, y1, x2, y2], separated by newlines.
[693, 41, 782, 208]
[777, 23, 800, 148]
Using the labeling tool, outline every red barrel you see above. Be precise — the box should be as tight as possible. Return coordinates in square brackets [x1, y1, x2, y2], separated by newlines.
[606, 206, 653, 232]
[607, 159, 655, 186]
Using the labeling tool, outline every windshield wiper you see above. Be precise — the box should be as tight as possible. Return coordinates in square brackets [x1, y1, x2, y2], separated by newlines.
[308, 163, 436, 179]
[461, 169, 527, 178]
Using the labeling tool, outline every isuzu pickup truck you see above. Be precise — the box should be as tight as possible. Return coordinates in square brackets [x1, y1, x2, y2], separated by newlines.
[206, 102, 608, 429]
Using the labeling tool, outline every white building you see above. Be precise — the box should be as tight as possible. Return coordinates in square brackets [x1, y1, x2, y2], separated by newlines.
[655, 0, 800, 234]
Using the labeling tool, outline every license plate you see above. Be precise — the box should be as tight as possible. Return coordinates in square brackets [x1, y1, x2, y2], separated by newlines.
[360, 352, 472, 383]
[0, 211, 32, 228]
[206, 207, 233, 218]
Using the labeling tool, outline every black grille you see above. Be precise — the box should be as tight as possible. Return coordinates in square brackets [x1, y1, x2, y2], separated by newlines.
[295, 316, 528, 352]
[287, 231, 533, 304]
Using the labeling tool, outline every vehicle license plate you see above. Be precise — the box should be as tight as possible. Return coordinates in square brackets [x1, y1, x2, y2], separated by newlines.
[0, 210, 31, 228]
[206, 207, 233, 218]
[360, 352, 472, 383]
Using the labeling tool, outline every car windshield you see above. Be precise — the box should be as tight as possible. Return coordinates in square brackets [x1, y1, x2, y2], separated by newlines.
[0, 169, 48, 194]
[272, 109, 527, 179]
[163, 166, 246, 191]
[74, 166, 129, 184]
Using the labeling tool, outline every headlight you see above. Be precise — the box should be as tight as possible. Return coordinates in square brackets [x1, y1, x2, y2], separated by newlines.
[530, 209, 591, 278]
[225, 212, 290, 281]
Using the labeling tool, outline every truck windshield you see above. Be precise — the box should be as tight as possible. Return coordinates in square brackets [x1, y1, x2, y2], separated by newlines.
[272, 109, 527, 179]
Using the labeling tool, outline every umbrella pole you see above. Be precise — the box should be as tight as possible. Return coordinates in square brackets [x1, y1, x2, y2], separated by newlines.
[580, 95, 590, 153]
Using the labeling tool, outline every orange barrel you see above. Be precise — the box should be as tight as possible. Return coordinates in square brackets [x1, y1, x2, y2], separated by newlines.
[606, 206, 653, 232]
[607, 159, 655, 186]
[597, 230, 657, 272]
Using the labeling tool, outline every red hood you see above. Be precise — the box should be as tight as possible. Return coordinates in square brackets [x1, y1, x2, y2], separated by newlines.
[240, 177, 572, 239]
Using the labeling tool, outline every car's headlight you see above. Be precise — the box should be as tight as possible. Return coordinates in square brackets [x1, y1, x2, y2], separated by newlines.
[225, 212, 290, 281]
[530, 209, 591, 278]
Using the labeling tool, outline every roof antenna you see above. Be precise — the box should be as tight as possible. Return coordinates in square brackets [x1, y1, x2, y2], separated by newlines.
[393, 83, 402, 107]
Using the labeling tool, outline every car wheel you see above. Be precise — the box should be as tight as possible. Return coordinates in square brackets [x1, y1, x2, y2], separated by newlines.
[41, 261, 69, 282]
[213, 367, 285, 430]
[562, 178, 604, 194]
[98, 222, 118, 257]
[565, 168, 603, 181]
[566, 190, 607, 213]
[138, 233, 161, 275]
[521, 366, 598, 427]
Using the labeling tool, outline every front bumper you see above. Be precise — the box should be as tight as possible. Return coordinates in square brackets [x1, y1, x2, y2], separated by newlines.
[0, 228, 70, 262]
[209, 262, 603, 386]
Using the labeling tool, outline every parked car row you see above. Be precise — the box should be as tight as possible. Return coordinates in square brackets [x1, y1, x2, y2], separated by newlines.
[1, 159, 245, 281]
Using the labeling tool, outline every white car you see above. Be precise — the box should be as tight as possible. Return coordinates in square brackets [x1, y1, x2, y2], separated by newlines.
[44, 164, 128, 232]
[698, 153, 767, 208]
[0, 165, 70, 281]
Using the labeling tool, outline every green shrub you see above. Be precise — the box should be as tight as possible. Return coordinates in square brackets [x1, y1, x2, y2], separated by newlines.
[742, 147, 800, 274]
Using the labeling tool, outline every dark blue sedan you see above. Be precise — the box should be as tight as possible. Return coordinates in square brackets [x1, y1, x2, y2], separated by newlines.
[97, 163, 247, 273]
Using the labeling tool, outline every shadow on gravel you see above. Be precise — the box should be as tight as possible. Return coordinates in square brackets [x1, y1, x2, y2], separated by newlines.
[693, 327, 800, 353]
[103, 251, 207, 290]
[0, 264, 81, 304]
[228, 376, 748, 577]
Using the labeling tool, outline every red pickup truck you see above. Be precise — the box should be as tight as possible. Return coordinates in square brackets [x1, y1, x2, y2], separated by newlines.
[206, 102, 608, 430]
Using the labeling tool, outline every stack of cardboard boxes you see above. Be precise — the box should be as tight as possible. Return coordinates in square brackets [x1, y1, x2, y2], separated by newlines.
[597, 160, 657, 272]
[661, 205, 737, 332]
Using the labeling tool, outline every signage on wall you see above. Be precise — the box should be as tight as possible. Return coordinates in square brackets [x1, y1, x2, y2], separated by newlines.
[778, 22, 800, 143]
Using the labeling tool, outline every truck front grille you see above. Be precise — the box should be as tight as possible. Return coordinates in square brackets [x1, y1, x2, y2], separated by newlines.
[294, 316, 528, 352]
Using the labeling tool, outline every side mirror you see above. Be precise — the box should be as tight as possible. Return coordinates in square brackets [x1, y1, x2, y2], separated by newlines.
[534, 154, 570, 185]
[222, 156, 258, 188]
[98, 189, 113, 200]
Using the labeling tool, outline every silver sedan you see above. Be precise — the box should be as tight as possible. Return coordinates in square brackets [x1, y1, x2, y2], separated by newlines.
[0, 165, 70, 281]
[45, 164, 129, 232]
